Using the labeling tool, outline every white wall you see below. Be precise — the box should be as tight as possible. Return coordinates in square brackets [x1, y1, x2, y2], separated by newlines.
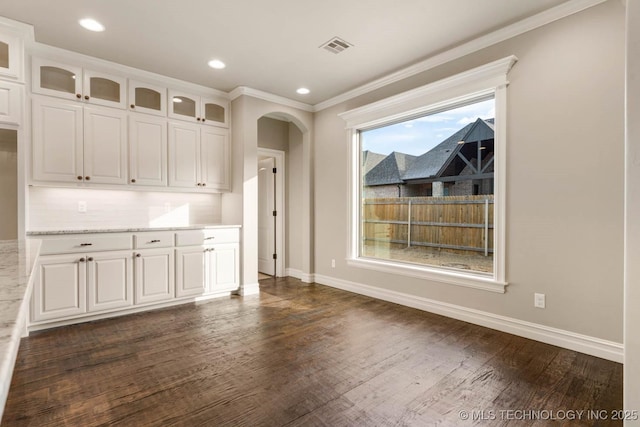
[313, 1, 624, 345]
[28, 188, 221, 230]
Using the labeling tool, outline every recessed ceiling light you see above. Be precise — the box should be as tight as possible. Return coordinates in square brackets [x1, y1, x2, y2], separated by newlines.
[296, 88, 310, 95]
[79, 18, 105, 32]
[208, 59, 226, 69]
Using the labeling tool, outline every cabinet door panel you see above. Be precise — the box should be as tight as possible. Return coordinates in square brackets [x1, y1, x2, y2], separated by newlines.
[32, 58, 82, 100]
[175, 247, 206, 297]
[32, 97, 83, 182]
[0, 80, 22, 126]
[201, 127, 230, 190]
[135, 248, 174, 304]
[168, 122, 199, 188]
[32, 254, 86, 322]
[128, 80, 166, 117]
[87, 250, 133, 312]
[129, 114, 167, 186]
[209, 243, 239, 293]
[0, 30, 23, 80]
[201, 96, 228, 127]
[83, 106, 128, 184]
[168, 90, 199, 122]
[83, 70, 126, 109]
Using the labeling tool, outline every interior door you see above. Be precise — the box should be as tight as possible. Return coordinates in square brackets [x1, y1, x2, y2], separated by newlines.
[258, 157, 275, 275]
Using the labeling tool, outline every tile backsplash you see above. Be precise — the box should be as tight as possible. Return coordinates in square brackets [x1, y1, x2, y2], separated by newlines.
[28, 187, 222, 230]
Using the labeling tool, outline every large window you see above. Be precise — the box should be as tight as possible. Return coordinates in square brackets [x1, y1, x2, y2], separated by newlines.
[341, 56, 515, 292]
[360, 97, 495, 274]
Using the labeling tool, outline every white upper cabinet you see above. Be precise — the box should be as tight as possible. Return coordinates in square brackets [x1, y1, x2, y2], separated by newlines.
[129, 113, 168, 186]
[0, 28, 23, 81]
[32, 58, 127, 109]
[32, 96, 128, 184]
[128, 79, 167, 116]
[0, 80, 23, 125]
[168, 121, 230, 191]
[168, 89, 228, 128]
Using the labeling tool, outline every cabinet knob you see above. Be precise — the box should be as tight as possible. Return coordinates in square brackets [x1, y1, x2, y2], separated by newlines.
[76, 94, 82, 99]
[77, 176, 83, 181]
[202, 183, 206, 187]
[197, 183, 201, 187]
[136, 253, 141, 258]
[84, 95, 90, 100]
[87, 257, 94, 262]
[131, 179, 136, 183]
[130, 104, 135, 109]
[85, 176, 91, 181]
[79, 257, 86, 263]
[197, 117, 201, 121]
[202, 118, 206, 122]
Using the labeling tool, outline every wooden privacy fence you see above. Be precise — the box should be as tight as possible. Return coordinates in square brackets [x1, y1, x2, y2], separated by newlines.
[362, 195, 494, 255]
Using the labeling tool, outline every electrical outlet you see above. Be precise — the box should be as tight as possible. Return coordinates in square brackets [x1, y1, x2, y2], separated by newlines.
[331, 259, 336, 268]
[78, 201, 87, 213]
[534, 293, 546, 309]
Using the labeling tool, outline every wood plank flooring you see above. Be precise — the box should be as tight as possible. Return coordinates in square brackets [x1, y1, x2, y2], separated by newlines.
[3, 277, 622, 426]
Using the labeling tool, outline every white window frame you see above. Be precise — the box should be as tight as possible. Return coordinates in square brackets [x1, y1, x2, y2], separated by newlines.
[339, 55, 517, 293]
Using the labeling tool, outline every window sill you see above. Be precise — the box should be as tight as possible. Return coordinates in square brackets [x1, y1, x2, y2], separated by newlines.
[347, 257, 507, 293]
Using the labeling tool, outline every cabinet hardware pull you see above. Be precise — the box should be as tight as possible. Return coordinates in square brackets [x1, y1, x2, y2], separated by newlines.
[76, 94, 81, 99]
[84, 95, 90, 100]
[77, 176, 83, 181]
[202, 183, 206, 187]
[136, 253, 141, 258]
[150, 239, 161, 243]
[130, 104, 135, 109]
[87, 257, 94, 261]
[202, 118, 206, 122]
[79, 258, 86, 262]
[204, 237, 215, 240]
[197, 117, 201, 121]
[197, 183, 201, 186]
[131, 179, 136, 183]
[80, 243, 93, 246]
[85, 176, 91, 181]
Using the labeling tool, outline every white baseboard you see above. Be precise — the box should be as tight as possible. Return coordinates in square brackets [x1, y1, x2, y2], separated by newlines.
[313, 273, 624, 363]
[239, 282, 260, 296]
[285, 268, 315, 283]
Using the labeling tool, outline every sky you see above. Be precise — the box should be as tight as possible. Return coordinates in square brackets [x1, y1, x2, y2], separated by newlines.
[361, 98, 495, 156]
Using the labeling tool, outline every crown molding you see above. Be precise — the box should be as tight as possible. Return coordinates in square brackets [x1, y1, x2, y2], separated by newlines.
[314, 0, 608, 112]
[229, 86, 314, 112]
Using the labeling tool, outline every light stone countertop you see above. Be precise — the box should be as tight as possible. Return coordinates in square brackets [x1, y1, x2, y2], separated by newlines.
[0, 239, 41, 421]
[27, 224, 241, 236]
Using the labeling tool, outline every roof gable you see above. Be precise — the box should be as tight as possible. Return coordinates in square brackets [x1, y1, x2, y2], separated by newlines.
[365, 152, 416, 186]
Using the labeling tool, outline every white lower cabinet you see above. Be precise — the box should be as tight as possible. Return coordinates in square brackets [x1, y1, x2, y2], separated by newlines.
[30, 227, 240, 329]
[207, 243, 239, 293]
[86, 250, 133, 312]
[175, 246, 206, 297]
[134, 248, 175, 304]
[33, 250, 132, 322]
[32, 253, 87, 322]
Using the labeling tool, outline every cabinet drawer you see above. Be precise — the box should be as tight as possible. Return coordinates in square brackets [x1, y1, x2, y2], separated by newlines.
[40, 235, 132, 255]
[175, 228, 239, 246]
[133, 231, 174, 249]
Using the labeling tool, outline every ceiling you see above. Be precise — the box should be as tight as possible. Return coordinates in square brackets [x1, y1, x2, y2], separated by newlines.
[0, 0, 572, 105]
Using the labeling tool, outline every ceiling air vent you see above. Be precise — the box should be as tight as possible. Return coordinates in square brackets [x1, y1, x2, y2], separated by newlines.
[320, 37, 353, 54]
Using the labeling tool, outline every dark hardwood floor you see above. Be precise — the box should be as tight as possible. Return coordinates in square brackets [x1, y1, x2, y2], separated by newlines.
[3, 277, 622, 426]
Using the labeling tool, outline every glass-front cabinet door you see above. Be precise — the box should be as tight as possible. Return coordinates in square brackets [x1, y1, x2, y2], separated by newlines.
[128, 80, 167, 117]
[83, 70, 126, 109]
[0, 29, 23, 81]
[168, 90, 198, 122]
[32, 58, 126, 109]
[32, 58, 82, 101]
[168, 90, 228, 127]
[201, 96, 228, 128]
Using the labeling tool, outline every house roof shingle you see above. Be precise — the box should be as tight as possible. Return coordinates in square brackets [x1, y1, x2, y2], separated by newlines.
[365, 152, 417, 186]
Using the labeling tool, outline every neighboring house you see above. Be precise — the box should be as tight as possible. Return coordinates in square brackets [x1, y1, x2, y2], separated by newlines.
[362, 150, 385, 174]
[363, 152, 416, 197]
[364, 118, 495, 197]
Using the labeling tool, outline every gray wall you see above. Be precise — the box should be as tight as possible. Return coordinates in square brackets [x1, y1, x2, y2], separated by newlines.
[312, 1, 625, 343]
